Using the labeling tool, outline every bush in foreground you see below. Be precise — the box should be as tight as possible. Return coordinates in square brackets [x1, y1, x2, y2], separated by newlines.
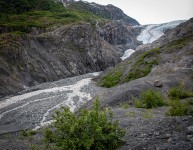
[134, 90, 165, 108]
[44, 99, 125, 150]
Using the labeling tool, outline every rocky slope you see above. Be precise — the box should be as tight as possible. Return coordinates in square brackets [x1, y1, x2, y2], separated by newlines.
[0, 0, 142, 97]
[95, 17, 193, 107]
[0, 23, 121, 97]
[96, 20, 141, 56]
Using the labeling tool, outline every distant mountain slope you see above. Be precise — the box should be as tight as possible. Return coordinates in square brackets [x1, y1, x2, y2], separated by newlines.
[96, 18, 193, 92]
[67, 1, 140, 25]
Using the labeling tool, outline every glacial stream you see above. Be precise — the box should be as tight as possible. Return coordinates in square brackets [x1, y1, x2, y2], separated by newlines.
[0, 72, 103, 134]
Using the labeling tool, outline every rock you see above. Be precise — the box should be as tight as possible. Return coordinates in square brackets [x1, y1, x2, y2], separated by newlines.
[187, 135, 193, 141]
[166, 133, 171, 138]
[167, 137, 172, 143]
[187, 126, 193, 132]
[96, 21, 141, 56]
[154, 132, 160, 136]
[154, 80, 163, 87]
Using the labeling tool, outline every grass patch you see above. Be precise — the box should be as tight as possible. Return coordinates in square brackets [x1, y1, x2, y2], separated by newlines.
[100, 69, 123, 88]
[166, 99, 193, 116]
[124, 48, 159, 83]
[125, 111, 136, 117]
[168, 85, 193, 99]
[119, 102, 130, 109]
[134, 90, 165, 109]
[165, 37, 189, 51]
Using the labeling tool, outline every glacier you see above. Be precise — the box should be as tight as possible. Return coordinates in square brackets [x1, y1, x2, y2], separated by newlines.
[137, 20, 185, 44]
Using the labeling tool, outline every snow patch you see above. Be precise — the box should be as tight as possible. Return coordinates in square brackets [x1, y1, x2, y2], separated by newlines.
[121, 49, 135, 60]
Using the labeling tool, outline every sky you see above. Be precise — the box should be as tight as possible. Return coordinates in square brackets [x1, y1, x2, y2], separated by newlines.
[85, 0, 193, 25]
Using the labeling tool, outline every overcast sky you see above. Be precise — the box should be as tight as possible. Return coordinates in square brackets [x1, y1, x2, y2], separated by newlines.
[85, 0, 193, 25]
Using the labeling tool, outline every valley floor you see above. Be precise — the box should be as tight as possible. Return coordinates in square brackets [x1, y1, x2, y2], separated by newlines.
[0, 105, 193, 150]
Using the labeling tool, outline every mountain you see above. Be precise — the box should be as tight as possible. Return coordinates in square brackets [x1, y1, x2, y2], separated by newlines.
[95, 18, 193, 106]
[0, 0, 141, 96]
[67, 1, 140, 26]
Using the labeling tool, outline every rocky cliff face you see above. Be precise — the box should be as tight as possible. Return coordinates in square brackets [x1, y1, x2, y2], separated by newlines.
[96, 20, 141, 56]
[0, 23, 121, 97]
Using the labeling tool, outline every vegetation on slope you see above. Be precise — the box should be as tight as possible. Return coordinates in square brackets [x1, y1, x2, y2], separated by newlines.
[166, 99, 193, 116]
[166, 85, 193, 116]
[168, 85, 193, 99]
[68, 1, 139, 25]
[124, 48, 159, 82]
[134, 90, 165, 109]
[98, 34, 193, 88]
[98, 48, 160, 88]
[0, 0, 65, 14]
[0, 0, 102, 34]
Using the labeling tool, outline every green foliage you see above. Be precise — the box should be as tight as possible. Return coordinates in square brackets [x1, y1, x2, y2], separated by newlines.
[100, 69, 123, 88]
[125, 48, 159, 83]
[134, 90, 165, 108]
[20, 129, 37, 137]
[44, 99, 126, 150]
[0, 0, 102, 34]
[165, 37, 189, 51]
[0, 0, 65, 14]
[0, 9, 100, 33]
[168, 85, 193, 99]
[188, 98, 193, 105]
[166, 99, 193, 116]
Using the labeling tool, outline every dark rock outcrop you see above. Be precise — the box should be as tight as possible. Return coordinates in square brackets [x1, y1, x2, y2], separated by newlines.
[0, 23, 121, 96]
[96, 20, 141, 56]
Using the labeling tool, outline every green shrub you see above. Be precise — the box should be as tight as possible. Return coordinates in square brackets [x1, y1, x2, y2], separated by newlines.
[134, 90, 165, 108]
[166, 99, 193, 116]
[44, 99, 125, 150]
[20, 129, 37, 137]
[100, 70, 123, 88]
[168, 85, 193, 99]
[188, 99, 193, 105]
[124, 48, 159, 83]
